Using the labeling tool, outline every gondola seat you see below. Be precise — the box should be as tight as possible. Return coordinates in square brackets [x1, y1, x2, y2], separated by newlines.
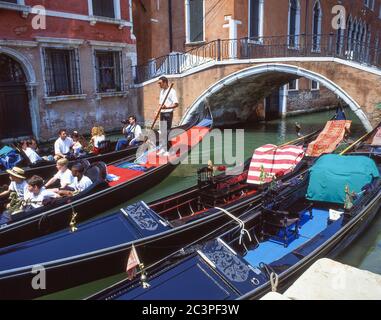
[261, 207, 300, 248]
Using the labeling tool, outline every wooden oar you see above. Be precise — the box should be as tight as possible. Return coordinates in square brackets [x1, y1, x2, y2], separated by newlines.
[151, 83, 175, 130]
[340, 131, 373, 155]
[278, 130, 319, 148]
[143, 83, 175, 144]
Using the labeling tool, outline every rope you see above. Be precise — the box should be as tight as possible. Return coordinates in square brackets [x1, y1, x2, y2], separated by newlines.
[215, 207, 252, 245]
[270, 272, 279, 292]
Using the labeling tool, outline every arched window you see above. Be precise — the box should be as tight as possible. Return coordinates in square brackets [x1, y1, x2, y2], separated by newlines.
[312, 1, 322, 52]
[288, 0, 301, 48]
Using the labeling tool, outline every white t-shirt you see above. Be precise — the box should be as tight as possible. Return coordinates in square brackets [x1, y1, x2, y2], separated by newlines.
[24, 188, 59, 208]
[9, 181, 28, 199]
[54, 137, 74, 155]
[54, 168, 74, 188]
[93, 135, 105, 148]
[124, 124, 143, 141]
[24, 147, 42, 164]
[160, 88, 178, 113]
[72, 142, 83, 154]
[70, 175, 93, 192]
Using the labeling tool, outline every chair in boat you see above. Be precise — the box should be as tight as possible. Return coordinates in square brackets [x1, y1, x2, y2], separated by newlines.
[260, 200, 314, 248]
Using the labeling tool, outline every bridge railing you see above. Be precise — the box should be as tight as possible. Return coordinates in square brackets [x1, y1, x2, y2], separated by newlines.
[133, 34, 381, 84]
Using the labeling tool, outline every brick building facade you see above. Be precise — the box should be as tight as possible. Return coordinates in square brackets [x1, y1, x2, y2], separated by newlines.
[0, 0, 137, 141]
[133, 0, 381, 122]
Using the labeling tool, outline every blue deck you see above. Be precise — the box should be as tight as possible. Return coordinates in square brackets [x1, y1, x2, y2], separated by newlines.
[0, 202, 170, 272]
[244, 209, 330, 267]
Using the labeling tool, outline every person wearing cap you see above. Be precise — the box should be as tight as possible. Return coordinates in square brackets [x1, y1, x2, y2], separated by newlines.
[0, 167, 27, 200]
[44, 158, 74, 191]
[115, 116, 143, 151]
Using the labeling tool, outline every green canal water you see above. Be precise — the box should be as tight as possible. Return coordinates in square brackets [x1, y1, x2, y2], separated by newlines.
[39, 109, 381, 300]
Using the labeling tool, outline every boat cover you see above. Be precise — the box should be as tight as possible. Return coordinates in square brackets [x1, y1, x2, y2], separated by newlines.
[0, 201, 170, 272]
[306, 154, 380, 205]
[247, 144, 305, 185]
[306, 120, 352, 157]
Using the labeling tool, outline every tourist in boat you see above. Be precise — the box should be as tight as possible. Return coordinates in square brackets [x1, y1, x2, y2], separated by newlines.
[44, 158, 74, 191]
[71, 131, 87, 157]
[90, 126, 106, 155]
[157, 76, 179, 155]
[0, 167, 28, 223]
[23, 175, 60, 210]
[19, 140, 43, 164]
[115, 116, 143, 151]
[58, 163, 93, 196]
[54, 129, 74, 160]
[0, 167, 27, 201]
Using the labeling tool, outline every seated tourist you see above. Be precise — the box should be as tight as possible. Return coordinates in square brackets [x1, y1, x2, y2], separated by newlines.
[54, 129, 74, 160]
[0, 167, 27, 200]
[19, 140, 43, 164]
[90, 126, 106, 155]
[44, 158, 74, 191]
[58, 163, 93, 196]
[24, 175, 60, 209]
[71, 131, 87, 158]
[115, 116, 143, 151]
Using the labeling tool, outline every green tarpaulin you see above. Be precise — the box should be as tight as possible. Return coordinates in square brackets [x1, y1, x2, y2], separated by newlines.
[306, 154, 380, 205]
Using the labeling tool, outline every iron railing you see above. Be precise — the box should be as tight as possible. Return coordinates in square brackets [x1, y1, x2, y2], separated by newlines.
[133, 34, 381, 84]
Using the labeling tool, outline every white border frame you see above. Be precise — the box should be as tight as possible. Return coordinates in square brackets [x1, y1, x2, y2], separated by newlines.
[185, 0, 206, 44]
[248, 0, 264, 43]
[287, 0, 301, 49]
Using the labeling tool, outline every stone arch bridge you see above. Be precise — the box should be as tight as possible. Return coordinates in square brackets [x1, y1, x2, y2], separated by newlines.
[134, 36, 381, 132]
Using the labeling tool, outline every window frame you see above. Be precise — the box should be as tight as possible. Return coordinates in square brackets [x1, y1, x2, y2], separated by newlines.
[287, 0, 301, 49]
[42, 47, 82, 98]
[248, 0, 264, 44]
[288, 79, 299, 91]
[312, 0, 323, 53]
[94, 49, 124, 94]
[185, 0, 206, 44]
[88, 0, 121, 20]
[311, 80, 320, 91]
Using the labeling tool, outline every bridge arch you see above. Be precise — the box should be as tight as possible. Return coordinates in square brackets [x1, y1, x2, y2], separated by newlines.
[180, 63, 373, 132]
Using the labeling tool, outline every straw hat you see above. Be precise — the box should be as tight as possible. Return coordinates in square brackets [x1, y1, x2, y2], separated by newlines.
[6, 167, 26, 180]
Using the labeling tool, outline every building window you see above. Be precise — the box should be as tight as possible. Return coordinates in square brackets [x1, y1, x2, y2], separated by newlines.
[311, 80, 319, 90]
[288, 0, 300, 48]
[92, 0, 115, 18]
[312, 1, 322, 52]
[288, 79, 298, 91]
[1, 0, 25, 4]
[248, 0, 264, 41]
[95, 50, 122, 93]
[89, 0, 121, 19]
[185, 0, 204, 43]
[364, 0, 375, 10]
[43, 48, 82, 97]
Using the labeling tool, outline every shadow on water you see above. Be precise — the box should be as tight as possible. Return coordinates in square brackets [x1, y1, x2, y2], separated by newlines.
[38, 109, 380, 300]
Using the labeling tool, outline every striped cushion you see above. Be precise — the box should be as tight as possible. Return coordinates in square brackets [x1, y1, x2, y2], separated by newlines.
[247, 144, 305, 185]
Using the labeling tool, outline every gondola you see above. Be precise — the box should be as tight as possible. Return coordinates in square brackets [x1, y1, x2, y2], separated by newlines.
[0, 140, 142, 187]
[0, 115, 346, 299]
[0, 108, 213, 249]
[88, 147, 381, 301]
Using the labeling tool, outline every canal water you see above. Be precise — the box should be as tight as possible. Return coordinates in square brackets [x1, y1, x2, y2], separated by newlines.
[39, 109, 381, 299]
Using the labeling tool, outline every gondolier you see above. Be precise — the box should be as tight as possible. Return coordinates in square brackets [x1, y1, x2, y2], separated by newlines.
[157, 76, 179, 155]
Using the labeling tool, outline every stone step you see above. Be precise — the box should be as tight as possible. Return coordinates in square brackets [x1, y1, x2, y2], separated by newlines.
[260, 258, 381, 300]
